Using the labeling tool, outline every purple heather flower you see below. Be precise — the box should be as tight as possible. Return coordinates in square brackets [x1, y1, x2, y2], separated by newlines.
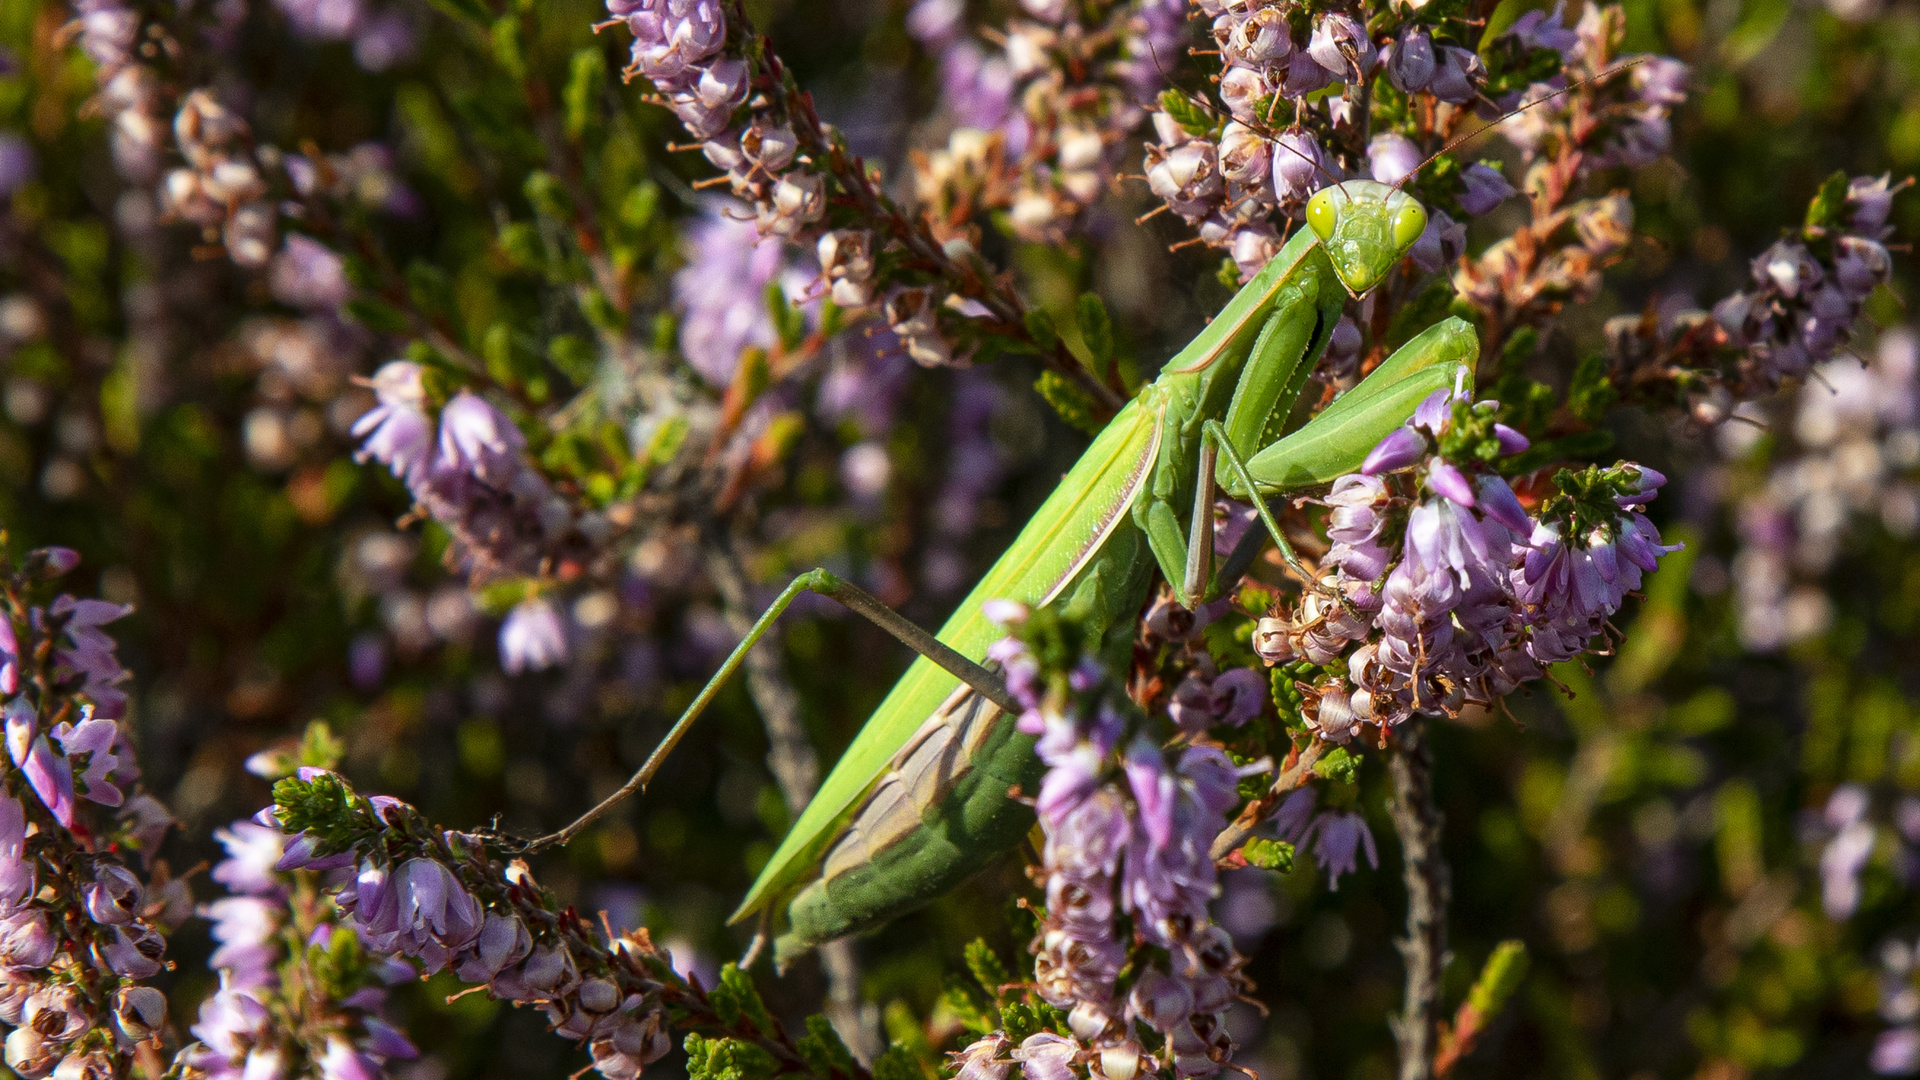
[1147, 139, 1224, 223]
[452, 911, 533, 983]
[1875, 1027, 1920, 1075]
[270, 235, 349, 312]
[353, 362, 435, 485]
[8, 707, 74, 829]
[0, 910, 54, 969]
[1384, 26, 1434, 94]
[951, 1034, 1014, 1080]
[103, 923, 164, 977]
[83, 863, 144, 925]
[1168, 667, 1265, 732]
[624, 0, 726, 84]
[0, 133, 35, 198]
[1408, 208, 1467, 274]
[1303, 810, 1376, 889]
[0, 798, 30, 910]
[0, 618, 14, 697]
[1504, 1, 1579, 56]
[275, 830, 358, 873]
[1458, 163, 1514, 216]
[387, 857, 484, 959]
[1849, 174, 1901, 236]
[212, 820, 288, 896]
[674, 205, 815, 385]
[1013, 1033, 1077, 1080]
[204, 896, 281, 988]
[319, 1037, 385, 1080]
[1821, 785, 1877, 919]
[1633, 56, 1689, 108]
[437, 391, 525, 488]
[1271, 787, 1316, 842]
[1368, 133, 1421, 186]
[499, 597, 568, 675]
[55, 714, 125, 806]
[1305, 13, 1375, 83]
[1425, 46, 1483, 104]
[1271, 128, 1331, 205]
[353, 10, 416, 71]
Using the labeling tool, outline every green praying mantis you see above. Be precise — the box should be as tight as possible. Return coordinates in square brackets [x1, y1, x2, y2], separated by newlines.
[522, 177, 1480, 962]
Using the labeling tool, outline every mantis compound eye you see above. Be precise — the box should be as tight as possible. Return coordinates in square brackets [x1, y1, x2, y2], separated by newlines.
[1306, 190, 1338, 241]
[1391, 202, 1428, 249]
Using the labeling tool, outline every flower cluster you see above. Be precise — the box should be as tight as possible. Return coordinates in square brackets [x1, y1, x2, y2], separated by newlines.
[75, 0, 170, 183]
[962, 609, 1251, 1080]
[351, 361, 584, 593]
[271, 0, 417, 71]
[1873, 933, 1920, 1074]
[175, 806, 420, 1080]
[1454, 7, 1686, 356]
[0, 546, 184, 1079]
[610, 0, 828, 242]
[266, 770, 867, 1080]
[1137, 0, 1576, 276]
[1254, 384, 1679, 732]
[1704, 328, 1920, 651]
[1712, 175, 1902, 385]
[906, 0, 1182, 244]
[1270, 787, 1377, 890]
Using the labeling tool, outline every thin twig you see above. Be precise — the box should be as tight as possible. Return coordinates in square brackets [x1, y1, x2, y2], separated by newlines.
[1210, 738, 1327, 862]
[1387, 722, 1449, 1080]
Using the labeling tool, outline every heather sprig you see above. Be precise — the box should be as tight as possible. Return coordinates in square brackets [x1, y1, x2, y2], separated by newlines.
[268, 771, 870, 1080]
[0, 538, 183, 1079]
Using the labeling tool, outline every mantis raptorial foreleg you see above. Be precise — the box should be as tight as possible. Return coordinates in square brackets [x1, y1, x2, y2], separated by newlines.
[1204, 418, 1324, 590]
[522, 569, 1018, 852]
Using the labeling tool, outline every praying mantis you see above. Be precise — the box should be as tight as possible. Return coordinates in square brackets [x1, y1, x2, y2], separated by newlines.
[524, 178, 1480, 962]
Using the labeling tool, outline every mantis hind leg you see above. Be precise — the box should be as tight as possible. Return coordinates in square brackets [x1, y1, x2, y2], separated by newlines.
[520, 569, 1017, 852]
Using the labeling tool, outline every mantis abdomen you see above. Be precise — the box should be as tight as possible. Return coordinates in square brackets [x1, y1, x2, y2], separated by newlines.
[780, 524, 1155, 957]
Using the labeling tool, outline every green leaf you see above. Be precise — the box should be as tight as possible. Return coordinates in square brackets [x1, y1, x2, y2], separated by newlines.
[524, 171, 571, 220]
[421, 0, 493, 24]
[965, 937, 1013, 998]
[1312, 746, 1359, 785]
[548, 334, 596, 386]
[766, 283, 807, 351]
[1157, 89, 1218, 138]
[1566, 352, 1618, 423]
[621, 182, 661, 230]
[871, 1049, 922, 1080]
[1464, 940, 1530, 1018]
[564, 49, 606, 140]
[1075, 292, 1114, 377]
[1034, 372, 1102, 435]
[1001, 1001, 1042, 1043]
[942, 978, 997, 1035]
[490, 15, 526, 79]
[299, 721, 346, 771]
[1242, 837, 1296, 872]
[796, 1015, 859, 1078]
[1804, 169, 1852, 231]
[1217, 257, 1241, 291]
[1023, 307, 1060, 354]
[718, 964, 774, 1033]
[343, 298, 409, 334]
[497, 221, 544, 271]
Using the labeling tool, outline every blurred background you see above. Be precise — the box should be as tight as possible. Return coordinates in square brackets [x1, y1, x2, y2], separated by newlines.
[1, 0, 1918, 1073]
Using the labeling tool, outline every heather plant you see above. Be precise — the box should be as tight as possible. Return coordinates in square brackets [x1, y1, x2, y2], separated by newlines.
[0, 0, 1915, 1073]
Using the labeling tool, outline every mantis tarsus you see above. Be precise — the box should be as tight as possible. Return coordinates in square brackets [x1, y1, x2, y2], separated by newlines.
[528, 178, 1480, 962]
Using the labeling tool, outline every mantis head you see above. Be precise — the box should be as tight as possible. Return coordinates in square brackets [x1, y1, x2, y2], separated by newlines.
[1305, 179, 1428, 298]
